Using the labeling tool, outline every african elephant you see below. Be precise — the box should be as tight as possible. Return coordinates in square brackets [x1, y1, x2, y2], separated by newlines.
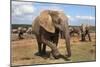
[17, 27, 24, 39]
[80, 24, 91, 41]
[69, 27, 80, 37]
[26, 27, 32, 34]
[12, 29, 18, 33]
[32, 10, 71, 59]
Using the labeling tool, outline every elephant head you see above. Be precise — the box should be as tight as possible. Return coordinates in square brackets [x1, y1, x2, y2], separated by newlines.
[80, 24, 86, 32]
[39, 10, 71, 57]
[80, 24, 91, 41]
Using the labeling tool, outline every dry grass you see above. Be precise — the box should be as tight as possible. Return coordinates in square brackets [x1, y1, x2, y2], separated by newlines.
[11, 33, 96, 66]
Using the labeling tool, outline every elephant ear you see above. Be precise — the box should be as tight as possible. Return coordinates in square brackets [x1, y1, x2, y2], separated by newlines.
[39, 11, 55, 33]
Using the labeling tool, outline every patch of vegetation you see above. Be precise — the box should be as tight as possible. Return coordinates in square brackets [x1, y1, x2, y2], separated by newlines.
[11, 24, 96, 32]
[11, 24, 32, 29]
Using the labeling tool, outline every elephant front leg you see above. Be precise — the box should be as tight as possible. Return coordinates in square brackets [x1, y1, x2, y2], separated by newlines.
[87, 33, 91, 41]
[42, 44, 46, 55]
[85, 31, 92, 41]
[81, 32, 86, 41]
[41, 36, 60, 59]
[47, 42, 60, 59]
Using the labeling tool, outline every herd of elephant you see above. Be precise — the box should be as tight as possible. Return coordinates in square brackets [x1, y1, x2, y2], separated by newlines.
[12, 27, 32, 39]
[12, 10, 92, 59]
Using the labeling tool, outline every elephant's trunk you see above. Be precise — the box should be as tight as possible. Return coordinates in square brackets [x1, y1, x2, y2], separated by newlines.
[63, 25, 71, 57]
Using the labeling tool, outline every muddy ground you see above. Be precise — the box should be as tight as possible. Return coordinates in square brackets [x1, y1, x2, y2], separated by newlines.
[11, 33, 96, 66]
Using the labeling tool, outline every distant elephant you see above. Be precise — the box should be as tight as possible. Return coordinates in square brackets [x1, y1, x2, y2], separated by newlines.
[26, 27, 32, 34]
[80, 24, 91, 41]
[32, 10, 71, 59]
[12, 29, 18, 33]
[69, 27, 80, 37]
[17, 27, 24, 39]
[22, 27, 27, 33]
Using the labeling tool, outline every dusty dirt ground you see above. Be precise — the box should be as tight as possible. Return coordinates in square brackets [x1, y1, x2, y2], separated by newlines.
[11, 33, 96, 66]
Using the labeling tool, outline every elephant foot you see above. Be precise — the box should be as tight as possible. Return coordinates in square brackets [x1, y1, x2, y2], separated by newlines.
[50, 53, 55, 59]
[35, 52, 43, 56]
[66, 54, 71, 58]
[50, 53, 60, 59]
[41, 51, 47, 56]
[41, 50, 46, 54]
[65, 53, 71, 58]
[51, 51, 61, 59]
[53, 55, 60, 59]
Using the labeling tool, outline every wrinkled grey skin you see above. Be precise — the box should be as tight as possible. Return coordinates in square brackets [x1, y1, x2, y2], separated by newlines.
[80, 24, 91, 41]
[32, 10, 71, 59]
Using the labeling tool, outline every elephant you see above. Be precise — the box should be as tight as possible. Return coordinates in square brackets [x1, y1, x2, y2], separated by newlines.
[12, 29, 18, 33]
[69, 27, 80, 37]
[32, 10, 71, 59]
[17, 27, 25, 39]
[26, 27, 32, 34]
[22, 27, 27, 33]
[80, 24, 91, 41]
